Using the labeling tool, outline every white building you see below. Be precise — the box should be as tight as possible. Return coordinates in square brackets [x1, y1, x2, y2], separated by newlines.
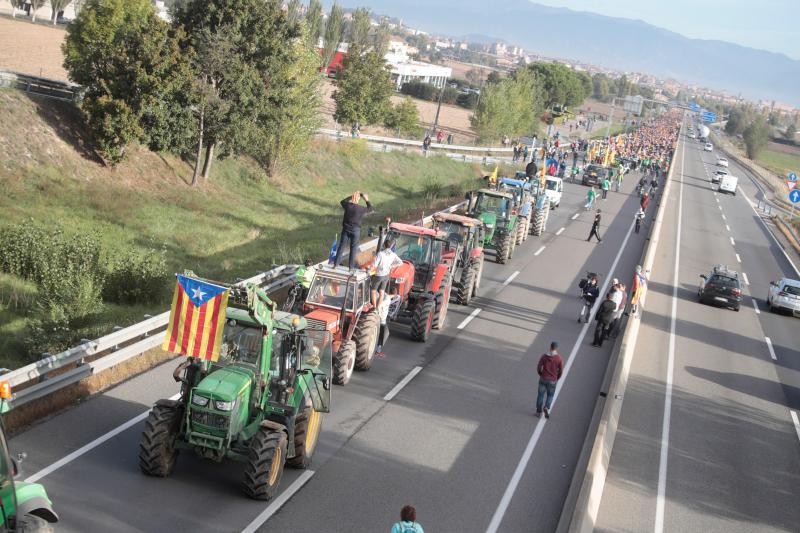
[384, 41, 452, 90]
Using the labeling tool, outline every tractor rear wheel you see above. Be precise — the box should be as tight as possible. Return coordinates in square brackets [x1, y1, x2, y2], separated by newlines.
[243, 427, 288, 501]
[354, 310, 380, 371]
[410, 299, 435, 342]
[16, 515, 53, 533]
[433, 275, 451, 329]
[139, 402, 182, 477]
[516, 217, 527, 245]
[497, 233, 512, 264]
[523, 216, 531, 241]
[287, 400, 322, 469]
[333, 340, 356, 385]
[532, 207, 548, 236]
[457, 263, 476, 306]
[508, 226, 517, 259]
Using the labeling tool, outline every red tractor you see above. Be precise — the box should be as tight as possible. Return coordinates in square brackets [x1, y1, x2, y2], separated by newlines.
[433, 213, 485, 306]
[302, 267, 380, 386]
[379, 223, 454, 342]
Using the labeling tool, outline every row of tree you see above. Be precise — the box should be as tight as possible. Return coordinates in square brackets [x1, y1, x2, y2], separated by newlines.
[9, 0, 83, 24]
[725, 105, 798, 159]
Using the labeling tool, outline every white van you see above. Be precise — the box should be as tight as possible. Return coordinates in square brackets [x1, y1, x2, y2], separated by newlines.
[718, 175, 738, 195]
[544, 176, 563, 208]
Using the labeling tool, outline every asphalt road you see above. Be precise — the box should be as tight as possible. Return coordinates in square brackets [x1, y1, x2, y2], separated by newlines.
[11, 161, 652, 532]
[595, 126, 800, 532]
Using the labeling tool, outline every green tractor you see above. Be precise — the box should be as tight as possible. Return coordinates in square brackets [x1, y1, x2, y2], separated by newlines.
[139, 282, 332, 501]
[465, 188, 518, 264]
[0, 384, 58, 532]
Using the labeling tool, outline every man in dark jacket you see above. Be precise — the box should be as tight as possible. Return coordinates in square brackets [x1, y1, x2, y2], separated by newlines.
[536, 341, 564, 418]
[334, 191, 374, 270]
[525, 159, 538, 181]
[587, 210, 602, 243]
[592, 293, 617, 347]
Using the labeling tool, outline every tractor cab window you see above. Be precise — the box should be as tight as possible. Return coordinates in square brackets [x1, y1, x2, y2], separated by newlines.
[437, 221, 465, 246]
[476, 194, 508, 214]
[431, 239, 444, 263]
[306, 276, 355, 310]
[545, 180, 559, 191]
[219, 322, 262, 366]
[392, 233, 432, 266]
[269, 330, 297, 377]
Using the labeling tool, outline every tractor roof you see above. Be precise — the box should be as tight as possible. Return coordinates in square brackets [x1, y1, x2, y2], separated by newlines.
[433, 212, 482, 227]
[498, 177, 530, 189]
[389, 222, 445, 237]
[477, 188, 514, 199]
[313, 265, 370, 282]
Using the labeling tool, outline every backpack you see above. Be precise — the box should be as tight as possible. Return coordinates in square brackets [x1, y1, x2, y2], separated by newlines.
[579, 278, 588, 290]
[396, 522, 418, 533]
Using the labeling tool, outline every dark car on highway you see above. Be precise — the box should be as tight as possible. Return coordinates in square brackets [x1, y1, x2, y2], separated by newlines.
[698, 265, 742, 311]
[581, 164, 607, 187]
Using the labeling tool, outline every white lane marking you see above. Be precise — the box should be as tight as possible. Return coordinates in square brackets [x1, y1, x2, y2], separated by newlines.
[716, 197, 720, 203]
[718, 205, 722, 211]
[534, 246, 546, 256]
[736, 253, 742, 263]
[26, 393, 181, 483]
[726, 225, 731, 232]
[503, 271, 520, 286]
[739, 189, 800, 277]
[654, 124, 687, 533]
[571, 213, 580, 220]
[742, 272, 750, 285]
[752, 298, 760, 314]
[556, 227, 565, 236]
[730, 237, 736, 246]
[241, 470, 315, 533]
[486, 205, 637, 533]
[722, 213, 726, 220]
[765, 337, 777, 361]
[790, 411, 800, 444]
[383, 366, 423, 402]
[457, 308, 482, 330]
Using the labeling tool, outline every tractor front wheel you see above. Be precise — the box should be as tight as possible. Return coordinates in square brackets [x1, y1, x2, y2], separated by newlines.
[497, 233, 512, 264]
[139, 402, 182, 477]
[410, 299, 435, 342]
[433, 274, 451, 329]
[354, 311, 380, 371]
[457, 264, 476, 306]
[243, 427, 288, 501]
[287, 400, 322, 470]
[333, 340, 357, 385]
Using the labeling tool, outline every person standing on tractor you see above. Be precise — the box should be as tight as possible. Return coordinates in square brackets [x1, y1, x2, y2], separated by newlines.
[536, 341, 564, 419]
[525, 159, 538, 181]
[334, 191, 374, 270]
[370, 239, 403, 308]
[391, 505, 424, 533]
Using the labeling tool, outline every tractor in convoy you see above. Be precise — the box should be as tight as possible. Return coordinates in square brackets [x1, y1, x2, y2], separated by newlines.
[301, 267, 380, 386]
[508, 171, 552, 237]
[377, 222, 454, 341]
[0, 383, 58, 532]
[139, 283, 332, 501]
[464, 188, 518, 264]
[432, 212, 485, 306]
[497, 176, 534, 245]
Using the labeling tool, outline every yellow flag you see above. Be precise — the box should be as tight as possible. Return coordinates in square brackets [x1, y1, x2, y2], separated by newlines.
[488, 165, 498, 185]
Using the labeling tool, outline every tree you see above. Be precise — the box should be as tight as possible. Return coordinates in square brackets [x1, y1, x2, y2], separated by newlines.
[305, 0, 323, 47]
[725, 107, 752, 136]
[528, 62, 588, 108]
[785, 120, 797, 142]
[742, 116, 770, 160]
[592, 73, 610, 102]
[8, 0, 25, 18]
[347, 7, 371, 56]
[471, 69, 543, 143]
[320, 2, 344, 71]
[63, 0, 192, 164]
[29, 0, 47, 22]
[372, 17, 391, 57]
[50, 0, 72, 24]
[333, 51, 393, 126]
[286, 0, 302, 25]
[385, 97, 420, 137]
[465, 68, 482, 86]
[486, 71, 502, 84]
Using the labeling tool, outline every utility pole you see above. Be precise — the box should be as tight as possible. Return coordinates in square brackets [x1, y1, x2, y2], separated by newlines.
[433, 76, 449, 133]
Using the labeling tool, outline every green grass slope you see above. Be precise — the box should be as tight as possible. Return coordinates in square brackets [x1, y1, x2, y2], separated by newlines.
[0, 89, 483, 366]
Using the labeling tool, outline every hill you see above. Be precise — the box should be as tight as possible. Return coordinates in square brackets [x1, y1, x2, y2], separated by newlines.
[0, 89, 483, 367]
[347, 0, 800, 106]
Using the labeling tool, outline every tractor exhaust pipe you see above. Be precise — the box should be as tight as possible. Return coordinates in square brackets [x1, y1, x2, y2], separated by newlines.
[376, 225, 385, 254]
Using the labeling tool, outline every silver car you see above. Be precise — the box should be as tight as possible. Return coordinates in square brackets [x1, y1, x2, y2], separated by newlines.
[767, 278, 800, 316]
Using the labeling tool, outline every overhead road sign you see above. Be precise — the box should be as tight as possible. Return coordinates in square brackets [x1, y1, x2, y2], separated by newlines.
[689, 103, 700, 112]
[702, 111, 717, 122]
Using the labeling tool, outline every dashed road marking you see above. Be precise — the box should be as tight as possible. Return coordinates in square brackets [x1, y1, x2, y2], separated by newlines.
[765, 337, 777, 361]
[736, 253, 742, 263]
[790, 411, 800, 444]
[457, 308, 482, 330]
[383, 366, 423, 401]
[571, 213, 580, 220]
[718, 205, 722, 211]
[242, 471, 316, 533]
[534, 246, 546, 256]
[503, 271, 520, 286]
[730, 237, 736, 246]
[742, 271, 749, 285]
[722, 214, 726, 220]
[751, 298, 760, 314]
[556, 227, 565, 236]
[726, 224, 731, 232]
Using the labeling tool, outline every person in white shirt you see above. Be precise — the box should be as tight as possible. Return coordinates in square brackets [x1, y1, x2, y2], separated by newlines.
[375, 291, 400, 358]
[370, 239, 403, 308]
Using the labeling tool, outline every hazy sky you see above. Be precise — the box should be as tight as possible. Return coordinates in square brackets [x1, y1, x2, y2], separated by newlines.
[532, 0, 799, 60]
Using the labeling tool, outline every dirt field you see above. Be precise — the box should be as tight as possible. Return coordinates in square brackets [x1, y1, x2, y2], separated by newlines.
[0, 16, 68, 81]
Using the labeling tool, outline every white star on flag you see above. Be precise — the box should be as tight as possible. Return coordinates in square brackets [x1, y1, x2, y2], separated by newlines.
[191, 287, 207, 301]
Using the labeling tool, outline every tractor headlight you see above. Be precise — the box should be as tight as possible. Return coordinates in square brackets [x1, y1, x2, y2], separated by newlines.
[192, 394, 209, 407]
[214, 400, 234, 411]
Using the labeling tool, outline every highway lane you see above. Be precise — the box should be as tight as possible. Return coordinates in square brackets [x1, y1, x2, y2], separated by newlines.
[10, 165, 651, 532]
[595, 126, 800, 532]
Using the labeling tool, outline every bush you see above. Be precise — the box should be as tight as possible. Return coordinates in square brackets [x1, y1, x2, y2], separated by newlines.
[103, 248, 168, 305]
[457, 92, 479, 109]
[422, 175, 444, 205]
[400, 81, 437, 101]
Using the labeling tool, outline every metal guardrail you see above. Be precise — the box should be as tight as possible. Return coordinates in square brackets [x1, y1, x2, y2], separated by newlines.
[0, 69, 82, 102]
[3, 202, 467, 411]
[317, 127, 514, 156]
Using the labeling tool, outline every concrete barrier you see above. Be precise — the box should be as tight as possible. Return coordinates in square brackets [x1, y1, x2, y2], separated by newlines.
[557, 122, 683, 533]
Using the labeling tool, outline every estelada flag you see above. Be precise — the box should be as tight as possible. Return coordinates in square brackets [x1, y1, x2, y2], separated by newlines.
[163, 275, 229, 361]
[488, 165, 499, 185]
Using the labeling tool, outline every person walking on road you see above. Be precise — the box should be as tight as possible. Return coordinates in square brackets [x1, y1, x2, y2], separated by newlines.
[587, 210, 602, 243]
[592, 293, 618, 347]
[640, 192, 651, 212]
[578, 275, 600, 322]
[634, 207, 645, 234]
[334, 191, 374, 270]
[391, 505, 424, 533]
[585, 186, 597, 211]
[601, 176, 610, 199]
[536, 341, 564, 419]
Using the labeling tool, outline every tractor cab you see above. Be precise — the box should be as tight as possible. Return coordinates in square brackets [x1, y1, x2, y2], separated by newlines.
[385, 223, 449, 294]
[0, 383, 59, 532]
[496, 177, 533, 216]
[432, 213, 486, 307]
[467, 189, 515, 242]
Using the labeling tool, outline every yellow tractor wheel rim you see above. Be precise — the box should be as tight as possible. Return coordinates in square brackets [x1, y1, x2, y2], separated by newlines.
[306, 410, 322, 456]
[268, 446, 282, 486]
